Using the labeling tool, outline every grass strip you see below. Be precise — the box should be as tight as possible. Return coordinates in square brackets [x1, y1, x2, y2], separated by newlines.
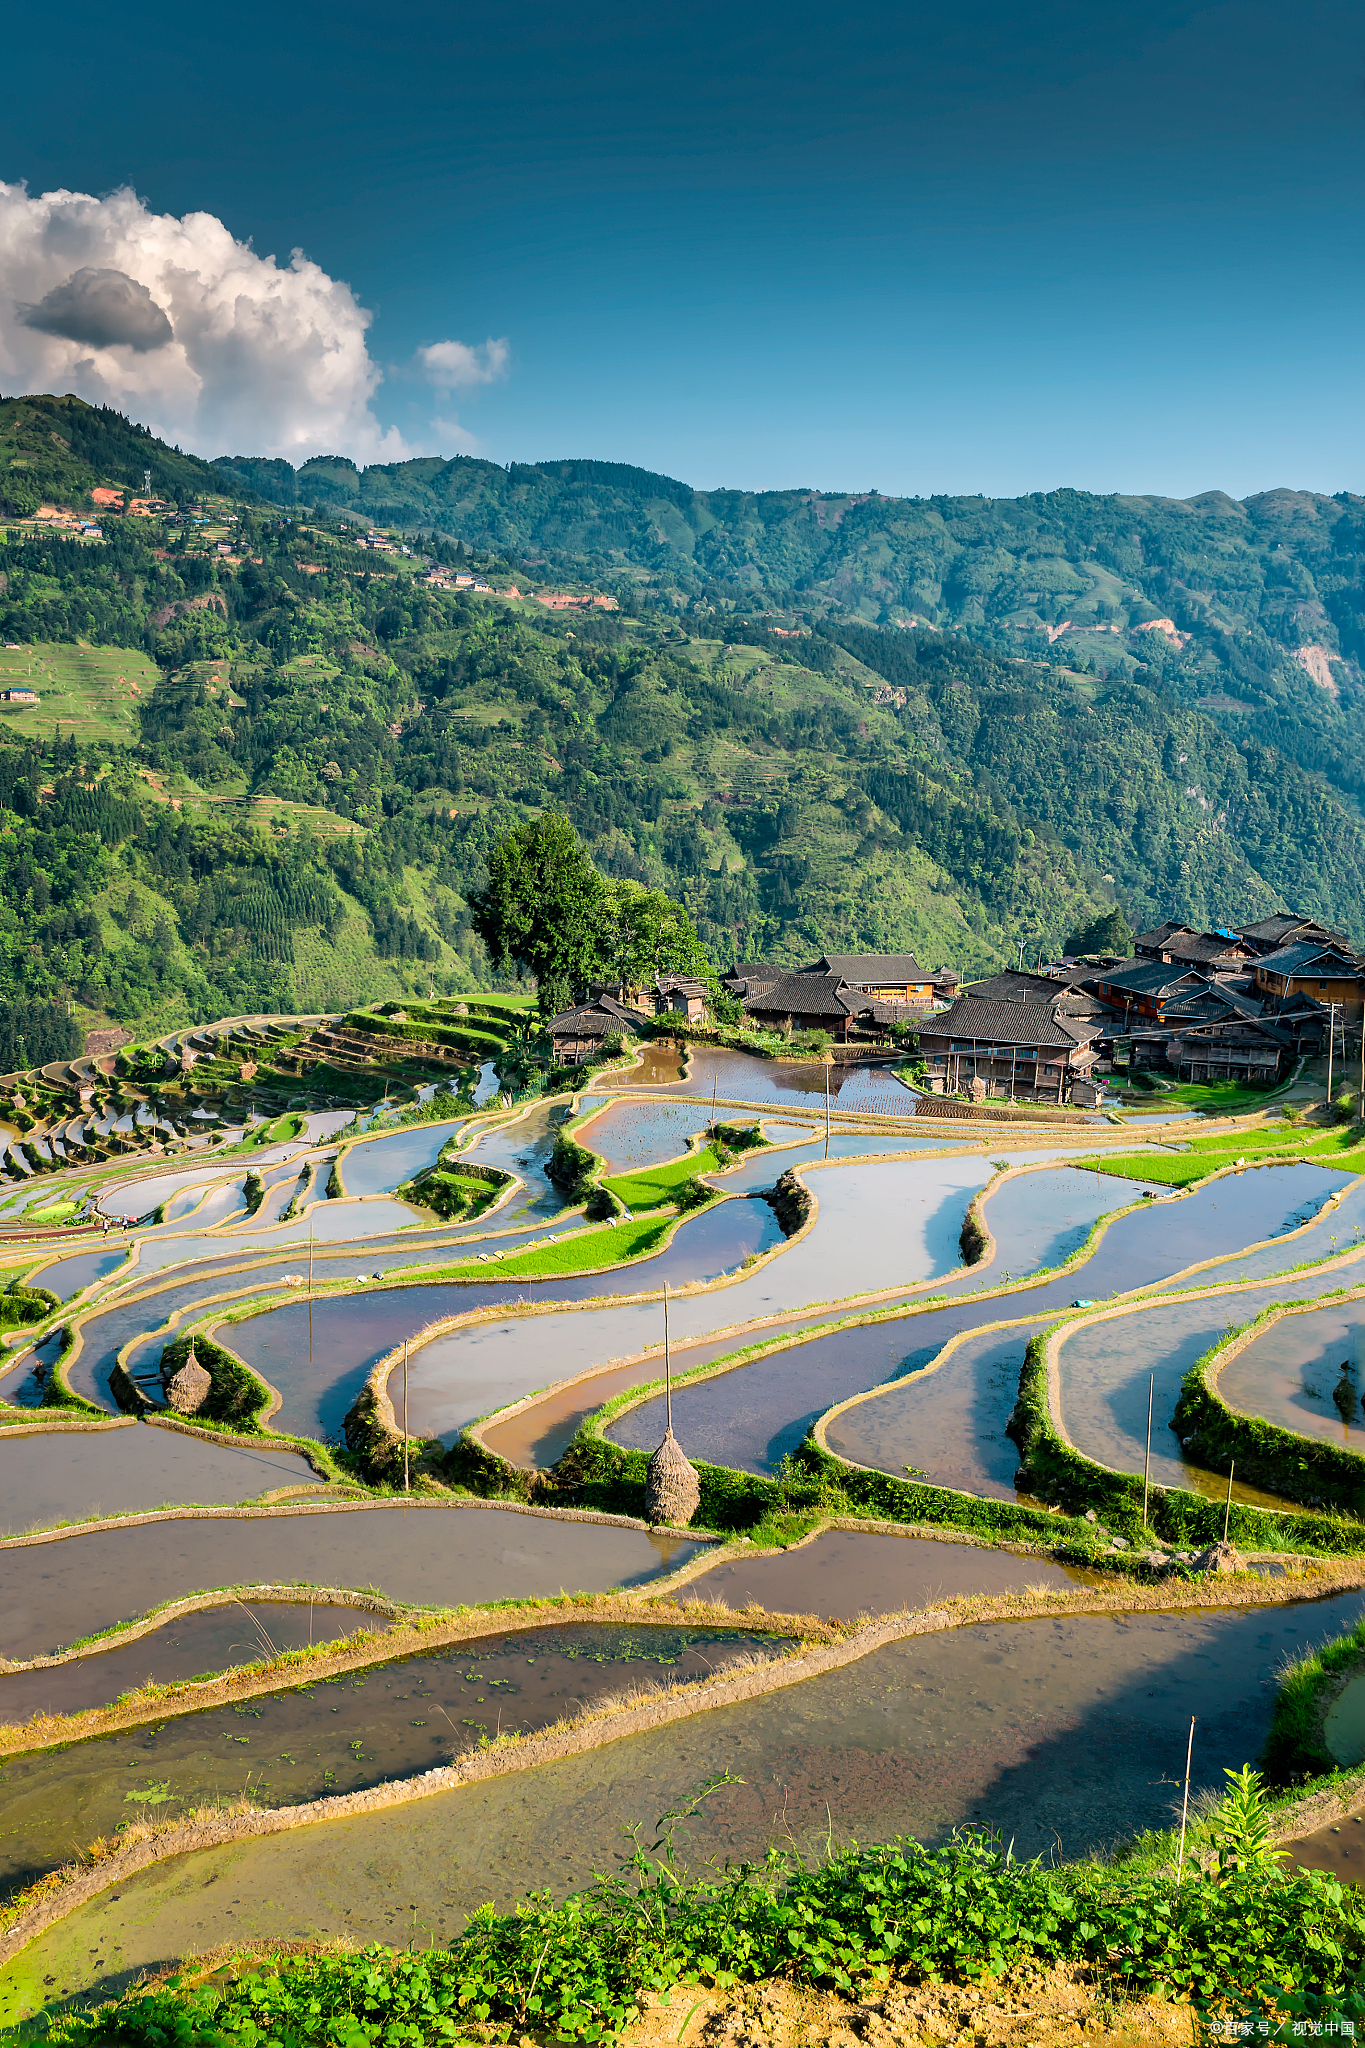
[424, 1213, 676, 1282]
[1076, 1123, 1365, 1188]
[602, 1145, 723, 1210]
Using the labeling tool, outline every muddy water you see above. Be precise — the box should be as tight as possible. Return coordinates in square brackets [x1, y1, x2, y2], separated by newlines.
[1282, 1812, 1365, 1882]
[0, 1601, 386, 1723]
[11, 1590, 1365, 2019]
[0, 1505, 703, 1659]
[681, 1529, 1086, 1619]
[0, 1428, 321, 1539]
[1217, 1300, 1365, 1451]
[1324, 1673, 1365, 1765]
[584, 1044, 686, 1089]
[1055, 1253, 1365, 1491]
[336, 1122, 464, 1199]
[0, 1624, 783, 1893]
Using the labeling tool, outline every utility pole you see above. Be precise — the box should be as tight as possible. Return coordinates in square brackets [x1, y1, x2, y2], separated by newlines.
[307, 1218, 314, 1369]
[1327, 1002, 1339, 1103]
[402, 1338, 409, 1494]
[824, 1056, 831, 1159]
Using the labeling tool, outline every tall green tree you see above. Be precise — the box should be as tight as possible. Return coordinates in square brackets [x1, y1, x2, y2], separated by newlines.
[605, 879, 713, 990]
[468, 814, 609, 1017]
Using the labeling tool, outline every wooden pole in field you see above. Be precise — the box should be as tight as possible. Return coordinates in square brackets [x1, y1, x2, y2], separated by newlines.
[1176, 1718, 1196, 1877]
[403, 1338, 409, 1494]
[307, 1218, 314, 1369]
[1142, 1373, 1154, 1530]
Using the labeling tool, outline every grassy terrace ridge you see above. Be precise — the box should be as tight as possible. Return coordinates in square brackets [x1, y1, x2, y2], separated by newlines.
[419, 1210, 689, 1281]
[1076, 1120, 1365, 1188]
[601, 1143, 724, 1210]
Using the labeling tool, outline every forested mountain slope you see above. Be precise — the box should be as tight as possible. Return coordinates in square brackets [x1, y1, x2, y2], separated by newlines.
[2, 396, 1364, 1044]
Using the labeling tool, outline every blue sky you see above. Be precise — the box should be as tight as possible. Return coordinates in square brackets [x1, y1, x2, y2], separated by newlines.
[3, 0, 1362, 494]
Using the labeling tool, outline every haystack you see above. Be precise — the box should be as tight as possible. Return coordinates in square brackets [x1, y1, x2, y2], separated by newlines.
[165, 1342, 212, 1415]
[645, 1427, 700, 1527]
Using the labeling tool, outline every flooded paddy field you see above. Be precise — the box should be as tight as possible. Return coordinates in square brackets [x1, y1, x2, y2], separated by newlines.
[10, 1588, 1365, 2019]
[0, 1504, 704, 1659]
[574, 1098, 725, 1172]
[23, 1248, 128, 1302]
[679, 1049, 920, 1115]
[824, 1325, 1045, 1498]
[1217, 1297, 1365, 1451]
[681, 1528, 1088, 1618]
[0, 1623, 787, 1894]
[606, 1162, 1364, 1479]
[0, 1427, 322, 1538]
[227, 1194, 785, 1439]
[335, 1122, 465, 1199]
[0, 1600, 385, 1723]
[1054, 1255, 1365, 1492]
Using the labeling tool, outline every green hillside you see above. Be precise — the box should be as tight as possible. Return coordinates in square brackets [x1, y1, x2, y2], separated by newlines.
[0, 393, 252, 518]
[3, 397, 1365, 1043]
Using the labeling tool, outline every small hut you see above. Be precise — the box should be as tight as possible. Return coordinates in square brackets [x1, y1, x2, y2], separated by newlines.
[165, 1341, 212, 1415]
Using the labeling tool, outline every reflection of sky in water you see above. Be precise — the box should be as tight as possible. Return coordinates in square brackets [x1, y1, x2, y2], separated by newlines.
[230, 1195, 786, 1437]
[338, 1122, 463, 1198]
[680, 1049, 919, 1114]
[24, 1247, 127, 1301]
[1219, 1301, 1365, 1451]
[1057, 1248, 1365, 1485]
[608, 1161, 1362, 1475]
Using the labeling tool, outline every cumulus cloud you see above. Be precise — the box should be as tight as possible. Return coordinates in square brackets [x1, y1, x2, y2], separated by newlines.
[20, 267, 175, 352]
[417, 336, 510, 391]
[0, 182, 506, 464]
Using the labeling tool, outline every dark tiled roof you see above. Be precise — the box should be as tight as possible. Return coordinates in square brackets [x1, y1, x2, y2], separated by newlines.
[1134, 921, 1194, 949]
[744, 971, 867, 1020]
[547, 995, 645, 1035]
[1254, 941, 1362, 976]
[965, 971, 1062, 1005]
[1161, 932, 1248, 965]
[1086, 960, 1209, 999]
[917, 995, 1084, 1049]
[1238, 914, 1348, 950]
[806, 952, 927, 982]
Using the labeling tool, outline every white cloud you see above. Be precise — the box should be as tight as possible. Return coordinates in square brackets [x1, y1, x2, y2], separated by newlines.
[417, 336, 510, 391]
[0, 181, 456, 463]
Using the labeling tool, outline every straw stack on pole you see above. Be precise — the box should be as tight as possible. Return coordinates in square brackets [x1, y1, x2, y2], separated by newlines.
[644, 1281, 700, 1528]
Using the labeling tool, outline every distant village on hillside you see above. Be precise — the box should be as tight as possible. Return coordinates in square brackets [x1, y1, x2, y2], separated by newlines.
[546, 912, 1360, 1108]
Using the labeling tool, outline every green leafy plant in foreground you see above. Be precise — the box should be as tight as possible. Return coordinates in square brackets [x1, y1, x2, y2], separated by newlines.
[35, 1774, 1365, 2046]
